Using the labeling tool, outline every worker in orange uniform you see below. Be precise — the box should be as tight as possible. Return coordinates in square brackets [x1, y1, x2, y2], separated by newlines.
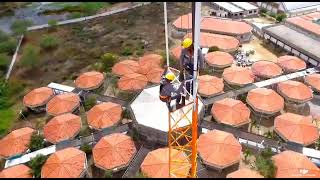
[179, 38, 204, 98]
[159, 71, 185, 112]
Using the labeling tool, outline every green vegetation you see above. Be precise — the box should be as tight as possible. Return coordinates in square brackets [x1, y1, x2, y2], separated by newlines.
[47, 19, 58, 27]
[254, 148, 277, 178]
[27, 154, 48, 178]
[29, 133, 45, 151]
[20, 44, 40, 69]
[121, 47, 134, 56]
[0, 108, 15, 136]
[0, 30, 17, 55]
[104, 170, 113, 178]
[10, 19, 33, 36]
[243, 148, 253, 164]
[208, 46, 219, 52]
[0, 54, 10, 73]
[68, 12, 83, 19]
[80, 143, 92, 154]
[315, 138, 320, 150]
[83, 95, 97, 111]
[259, 8, 267, 14]
[135, 171, 148, 178]
[100, 52, 118, 72]
[40, 35, 59, 50]
[276, 13, 287, 23]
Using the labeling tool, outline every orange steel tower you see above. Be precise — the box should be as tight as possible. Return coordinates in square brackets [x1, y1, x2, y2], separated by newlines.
[167, 2, 201, 178]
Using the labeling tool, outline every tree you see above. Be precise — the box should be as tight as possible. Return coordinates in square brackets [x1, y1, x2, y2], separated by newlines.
[40, 35, 59, 50]
[20, 45, 40, 69]
[0, 38, 17, 55]
[83, 95, 97, 111]
[10, 19, 33, 36]
[27, 154, 48, 178]
[80, 143, 92, 154]
[254, 148, 277, 178]
[29, 133, 45, 151]
[100, 52, 118, 72]
[243, 148, 253, 164]
[276, 13, 287, 22]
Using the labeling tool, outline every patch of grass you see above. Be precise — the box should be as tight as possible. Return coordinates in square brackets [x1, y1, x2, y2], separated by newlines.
[254, 148, 277, 178]
[0, 108, 15, 137]
[0, 53, 10, 72]
[10, 19, 33, 36]
[0, 37, 17, 55]
[40, 35, 59, 50]
[68, 12, 84, 19]
[20, 44, 40, 69]
[121, 47, 133, 56]
[80, 143, 92, 154]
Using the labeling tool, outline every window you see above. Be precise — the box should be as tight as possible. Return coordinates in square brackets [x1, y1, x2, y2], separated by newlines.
[240, 13, 243, 15]
[235, 14, 238, 16]
[254, 10, 257, 13]
[249, 10, 252, 14]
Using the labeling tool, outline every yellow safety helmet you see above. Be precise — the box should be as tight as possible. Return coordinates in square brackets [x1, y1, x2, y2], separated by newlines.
[182, 38, 192, 48]
[165, 73, 175, 81]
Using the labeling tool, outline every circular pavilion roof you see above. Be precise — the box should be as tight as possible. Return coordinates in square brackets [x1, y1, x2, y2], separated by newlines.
[93, 133, 136, 171]
[140, 147, 190, 178]
[41, 147, 86, 178]
[251, 60, 283, 79]
[74, 71, 104, 91]
[117, 73, 148, 91]
[0, 127, 35, 158]
[112, 60, 140, 76]
[197, 130, 242, 169]
[277, 80, 313, 103]
[211, 98, 250, 127]
[172, 13, 192, 30]
[46, 93, 80, 116]
[184, 32, 239, 52]
[277, 55, 306, 73]
[272, 151, 320, 178]
[145, 67, 164, 84]
[222, 66, 255, 86]
[274, 113, 318, 146]
[170, 46, 182, 61]
[305, 73, 320, 93]
[246, 88, 284, 114]
[0, 164, 32, 178]
[43, 113, 81, 144]
[23, 87, 54, 108]
[87, 102, 122, 130]
[138, 54, 163, 69]
[198, 75, 224, 97]
[226, 168, 263, 178]
[205, 51, 234, 68]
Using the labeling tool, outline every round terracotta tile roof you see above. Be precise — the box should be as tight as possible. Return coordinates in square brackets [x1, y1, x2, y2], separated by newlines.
[41, 147, 86, 178]
[197, 130, 242, 169]
[277, 80, 313, 103]
[211, 98, 250, 127]
[43, 113, 81, 144]
[112, 60, 140, 76]
[227, 168, 264, 178]
[141, 147, 190, 178]
[251, 60, 283, 79]
[75, 71, 104, 91]
[274, 113, 318, 146]
[198, 75, 224, 97]
[205, 51, 234, 68]
[184, 32, 239, 52]
[272, 151, 320, 178]
[172, 13, 192, 30]
[117, 73, 148, 91]
[87, 102, 122, 130]
[23, 87, 54, 108]
[170, 46, 182, 61]
[246, 88, 284, 114]
[0, 127, 35, 158]
[93, 133, 136, 170]
[138, 54, 163, 68]
[277, 55, 306, 73]
[46, 93, 80, 116]
[145, 67, 165, 84]
[0, 164, 32, 178]
[222, 66, 255, 86]
[305, 73, 320, 92]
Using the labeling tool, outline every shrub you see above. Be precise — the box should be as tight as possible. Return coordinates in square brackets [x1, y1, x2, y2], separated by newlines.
[27, 154, 47, 178]
[0, 53, 10, 72]
[104, 170, 113, 178]
[47, 19, 58, 27]
[84, 95, 97, 111]
[29, 133, 45, 151]
[135, 48, 144, 56]
[68, 12, 83, 19]
[100, 52, 118, 72]
[0, 30, 9, 42]
[269, 12, 277, 18]
[10, 19, 33, 35]
[80, 143, 92, 154]
[208, 46, 219, 52]
[40, 35, 59, 50]
[0, 38, 17, 55]
[121, 47, 133, 56]
[276, 13, 287, 22]
[260, 8, 267, 14]
[254, 148, 276, 178]
[20, 44, 40, 68]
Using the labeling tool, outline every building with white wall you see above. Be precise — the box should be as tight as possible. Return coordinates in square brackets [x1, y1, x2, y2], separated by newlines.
[209, 2, 258, 19]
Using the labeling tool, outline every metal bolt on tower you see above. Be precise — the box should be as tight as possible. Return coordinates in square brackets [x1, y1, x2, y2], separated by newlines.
[166, 2, 201, 178]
